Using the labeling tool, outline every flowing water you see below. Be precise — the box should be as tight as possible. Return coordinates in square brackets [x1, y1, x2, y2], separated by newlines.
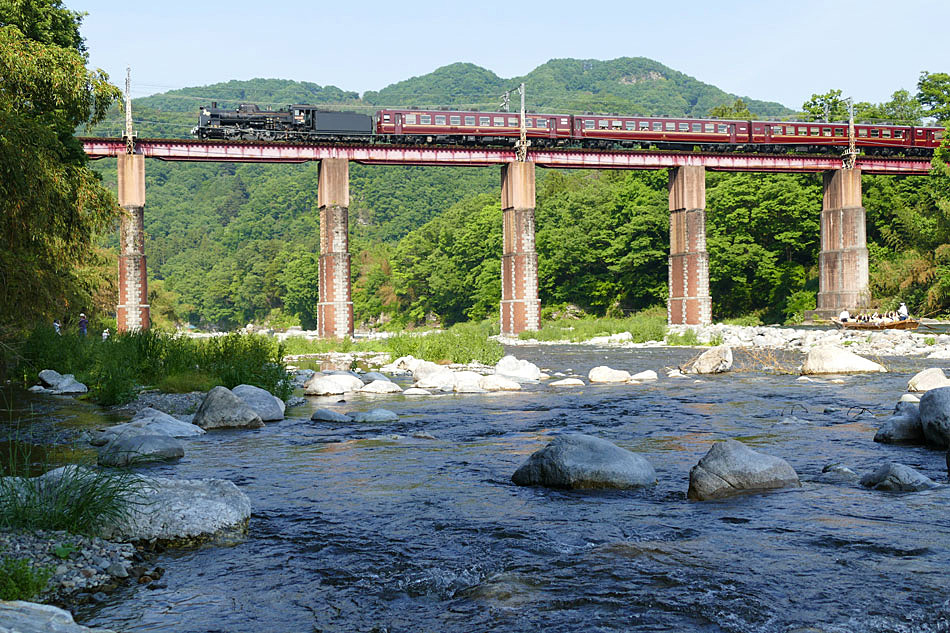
[17, 346, 950, 632]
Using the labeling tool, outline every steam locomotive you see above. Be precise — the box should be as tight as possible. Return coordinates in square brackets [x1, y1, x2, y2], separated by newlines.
[193, 102, 944, 156]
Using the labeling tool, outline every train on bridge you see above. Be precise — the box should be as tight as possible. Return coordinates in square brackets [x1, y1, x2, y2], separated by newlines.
[193, 102, 944, 156]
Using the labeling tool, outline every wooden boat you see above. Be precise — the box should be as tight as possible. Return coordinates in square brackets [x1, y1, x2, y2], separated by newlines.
[832, 319, 919, 331]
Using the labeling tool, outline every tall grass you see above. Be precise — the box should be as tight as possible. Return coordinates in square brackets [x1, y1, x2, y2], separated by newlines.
[17, 330, 293, 405]
[385, 322, 504, 364]
[521, 308, 667, 343]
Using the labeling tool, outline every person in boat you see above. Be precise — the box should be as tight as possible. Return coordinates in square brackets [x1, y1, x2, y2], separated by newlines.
[838, 309, 851, 322]
[898, 302, 909, 321]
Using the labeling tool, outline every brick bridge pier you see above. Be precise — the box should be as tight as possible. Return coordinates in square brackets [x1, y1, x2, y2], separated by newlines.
[113, 154, 870, 336]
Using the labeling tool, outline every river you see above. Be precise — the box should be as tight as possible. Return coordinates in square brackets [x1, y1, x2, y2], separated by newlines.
[21, 345, 950, 632]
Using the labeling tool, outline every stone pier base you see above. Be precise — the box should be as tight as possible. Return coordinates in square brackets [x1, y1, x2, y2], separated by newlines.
[500, 162, 540, 335]
[317, 158, 354, 339]
[816, 168, 869, 317]
[668, 166, 711, 325]
[116, 154, 150, 332]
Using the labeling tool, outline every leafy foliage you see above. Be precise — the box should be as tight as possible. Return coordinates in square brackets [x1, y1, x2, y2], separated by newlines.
[0, 556, 51, 601]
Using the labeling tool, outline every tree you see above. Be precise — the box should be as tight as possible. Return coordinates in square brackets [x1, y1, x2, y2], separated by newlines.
[0, 10, 122, 335]
[801, 89, 850, 122]
[917, 72, 950, 122]
[708, 98, 752, 119]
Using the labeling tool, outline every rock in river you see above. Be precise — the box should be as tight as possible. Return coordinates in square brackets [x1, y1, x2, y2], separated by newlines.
[907, 367, 950, 392]
[494, 355, 542, 382]
[310, 408, 353, 423]
[689, 345, 733, 374]
[919, 386, 950, 448]
[859, 462, 939, 492]
[91, 407, 205, 446]
[800, 345, 886, 375]
[687, 439, 801, 500]
[0, 601, 117, 633]
[232, 384, 285, 421]
[588, 366, 631, 383]
[31, 369, 88, 395]
[192, 386, 264, 430]
[348, 408, 399, 423]
[97, 434, 185, 467]
[874, 400, 923, 445]
[511, 433, 656, 489]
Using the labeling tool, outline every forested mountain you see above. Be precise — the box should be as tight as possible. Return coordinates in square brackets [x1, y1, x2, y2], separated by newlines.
[85, 60, 950, 330]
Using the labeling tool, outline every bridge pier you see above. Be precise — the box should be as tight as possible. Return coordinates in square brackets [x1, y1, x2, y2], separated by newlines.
[816, 168, 869, 315]
[668, 166, 711, 326]
[317, 158, 354, 339]
[116, 154, 150, 332]
[500, 162, 540, 335]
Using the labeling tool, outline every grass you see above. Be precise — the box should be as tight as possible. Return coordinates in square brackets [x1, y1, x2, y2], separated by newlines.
[665, 329, 701, 346]
[16, 328, 293, 405]
[0, 555, 51, 601]
[283, 322, 505, 365]
[520, 307, 667, 343]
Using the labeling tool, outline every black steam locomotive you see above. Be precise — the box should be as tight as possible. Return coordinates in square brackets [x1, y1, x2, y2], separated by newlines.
[192, 102, 373, 141]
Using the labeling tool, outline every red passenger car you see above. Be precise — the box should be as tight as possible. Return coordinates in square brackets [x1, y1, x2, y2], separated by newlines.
[375, 109, 572, 146]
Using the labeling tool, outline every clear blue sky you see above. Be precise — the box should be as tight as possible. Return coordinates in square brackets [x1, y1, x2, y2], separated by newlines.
[72, 0, 947, 110]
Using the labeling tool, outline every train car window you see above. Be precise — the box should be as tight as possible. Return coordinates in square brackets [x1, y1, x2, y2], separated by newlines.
[537, 118, 547, 128]
[494, 116, 504, 126]
[383, 114, 391, 122]
[584, 120, 594, 129]
[639, 121, 649, 130]
[691, 123, 700, 132]
[479, 116, 490, 126]
[420, 115, 431, 124]
[449, 115, 461, 125]
[858, 128, 868, 137]
[679, 123, 689, 132]
[435, 115, 446, 125]
[822, 128, 832, 136]
[870, 129, 879, 137]
[893, 129, 903, 138]
[705, 123, 714, 132]
[560, 118, 568, 124]
[612, 120, 622, 129]
[598, 120, 609, 129]
[509, 117, 518, 126]
[405, 114, 417, 124]
[809, 127, 819, 135]
[835, 128, 844, 136]
[465, 116, 475, 125]
[772, 125, 784, 135]
[718, 124, 729, 133]
[654, 122, 663, 131]
[937, 130, 945, 140]
[666, 122, 676, 131]
[626, 121, 636, 130]
[881, 129, 891, 138]
[798, 127, 807, 136]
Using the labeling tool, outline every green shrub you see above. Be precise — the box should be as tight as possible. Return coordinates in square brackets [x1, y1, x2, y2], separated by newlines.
[156, 370, 218, 393]
[925, 336, 936, 346]
[525, 308, 667, 343]
[666, 329, 700, 346]
[784, 290, 817, 325]
[722, 314, 762, 327]
[385, 321, 503, 364]
[0, 556, 51, 601]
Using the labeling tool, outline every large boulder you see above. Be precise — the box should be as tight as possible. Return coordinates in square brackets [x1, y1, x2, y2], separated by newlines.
[919, 386, 950, 448]
[310, 408, 353, 423]
[98, 473, 252, 543]
[192, 386, 263, 430]
[511, 433, 656, 489]
[873, 400, 923, 444]
[98, 434, 185, 467]
[303, 373, 363, 395]
[414, 368, 457, 391]
[494, 355, 542, 382]
[90, 407, 205, 446]
[629, 370, 658, 381]
[411, 360, 447, 382]
[479, 374, 522, 391]
[348, 408, 399, 423]
[453, 371, 487, 393]
[800, 345, 887, 374]
[689, 346, 733, 374]
[588, 366, 631, 383]
[908, 367, 950, 392]
[359, 380, 404, 394]
[687, 440, 801, 500]
[0, 601, 117, 633]
[859, 463, 939, 492]
[33, 369, 88, 395]
[360, 371, 391, 383]
[232, 384, 285, 421]
[550, 378, 585, 387]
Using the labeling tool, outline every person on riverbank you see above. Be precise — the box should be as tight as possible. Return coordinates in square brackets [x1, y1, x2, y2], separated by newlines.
[101, 328, 110, 341]
[898, 302, 909, 321]
[78, 313, 88, 337]
[53, 319, 61, 335]
[838, 309, 851, 322]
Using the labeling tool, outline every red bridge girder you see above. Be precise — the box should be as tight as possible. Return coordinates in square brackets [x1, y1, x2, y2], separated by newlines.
[80, 137, 934, 175]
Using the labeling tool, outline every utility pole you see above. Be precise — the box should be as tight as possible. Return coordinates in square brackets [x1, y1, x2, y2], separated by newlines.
[124, 67, 136, 154]
[516, 83, 530, 162]
[843, 98, 857, 170]
[499, 89, 510, 113]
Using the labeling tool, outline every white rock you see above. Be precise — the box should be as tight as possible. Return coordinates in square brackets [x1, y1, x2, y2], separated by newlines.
[630, 370, 658, 381]
[402, 388, 432, 395]
[453, 371, 487, 393]
[588, 366, 631, 383]
[900, 393, 921, 403]
[550, 378, 585, 387]
[667, 369, 686, 378]
[36, 369, 88, 395]
[494, 355, 542, 382]
[479, 374, 523, 391]
[907, 367, 950, 392]
[411, 360, 446, 381]
[414, 368, 457, 391]
[800, 345, 887, 374]
[0, 601, 117, 633]
[359, 380, 403, 394]
[690, 346, 733, 374]
[302, 376, 344, 396]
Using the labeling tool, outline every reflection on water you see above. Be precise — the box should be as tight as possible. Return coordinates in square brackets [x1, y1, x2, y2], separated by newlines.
[25, 345, 948, 633]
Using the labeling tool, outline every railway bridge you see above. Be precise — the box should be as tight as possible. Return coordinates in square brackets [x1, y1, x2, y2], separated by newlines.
[81, 137, 933, 337]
